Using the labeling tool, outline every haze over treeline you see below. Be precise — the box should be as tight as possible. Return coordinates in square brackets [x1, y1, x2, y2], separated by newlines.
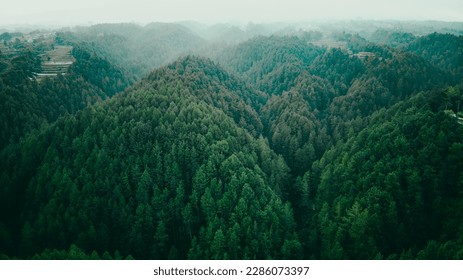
[1, 17, 463, 260]
[1, 0, 463, 26]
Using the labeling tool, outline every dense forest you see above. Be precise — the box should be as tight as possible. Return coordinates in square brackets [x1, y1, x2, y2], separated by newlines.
[0, 21, 462, 260]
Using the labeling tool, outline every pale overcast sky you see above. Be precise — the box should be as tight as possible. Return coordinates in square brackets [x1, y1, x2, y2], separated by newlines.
[1, 0, 462, 26]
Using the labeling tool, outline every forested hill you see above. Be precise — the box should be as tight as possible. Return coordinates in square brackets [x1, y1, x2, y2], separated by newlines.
[305, 88, 463, 259]
[58, 23, 206, 78]
[0, 56, 296, 259]
[406, 33, 463, 80]
[0, 43, 133, 151]
[0, 23, 463, 259]
[142, 56, 266, 135]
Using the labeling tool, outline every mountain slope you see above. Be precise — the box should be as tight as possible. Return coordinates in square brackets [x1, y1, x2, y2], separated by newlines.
[142, 56, 265, 135]
[1, 26, 463, 260]
[406, 33, 463, 80]
[0, 45, 132, 151]
[216, 36, 324, 95]
[0, 56, 298, 259]
[303, 87, 463, 259]
[60, 23, 206, 78]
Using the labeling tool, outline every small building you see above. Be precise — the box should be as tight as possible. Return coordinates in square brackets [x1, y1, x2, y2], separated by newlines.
[355, 52, 376, 60]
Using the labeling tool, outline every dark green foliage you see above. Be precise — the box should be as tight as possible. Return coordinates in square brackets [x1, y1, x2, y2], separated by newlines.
[0, 56, 296, 259]
[307, 89, 463, 259]
[217, 36, 324, 95]
[406, 33, 463, 79]
[309, 48, 364, 96]
[0, 42, 132, 151]
[144, 56, 265, 136]
[71, 46, 134, 95]
[1, 25, 463, 260]
[260, 77, 331, 175]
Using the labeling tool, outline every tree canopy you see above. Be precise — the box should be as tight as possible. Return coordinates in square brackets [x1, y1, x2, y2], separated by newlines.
[1, 23, 463, 259]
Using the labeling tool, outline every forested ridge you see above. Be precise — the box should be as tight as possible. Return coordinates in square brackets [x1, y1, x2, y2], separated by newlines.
[0, 22, 462, 259]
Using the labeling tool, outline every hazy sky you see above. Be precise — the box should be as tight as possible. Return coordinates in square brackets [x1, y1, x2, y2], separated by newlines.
[1, 0, 462, 26]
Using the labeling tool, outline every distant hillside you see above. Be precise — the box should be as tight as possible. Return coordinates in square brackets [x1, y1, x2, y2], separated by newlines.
[1, 22, 463, 260]
[59, 23, 206, 78]
[0, 43, 133, 150]
[406, 32, 463, 80]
